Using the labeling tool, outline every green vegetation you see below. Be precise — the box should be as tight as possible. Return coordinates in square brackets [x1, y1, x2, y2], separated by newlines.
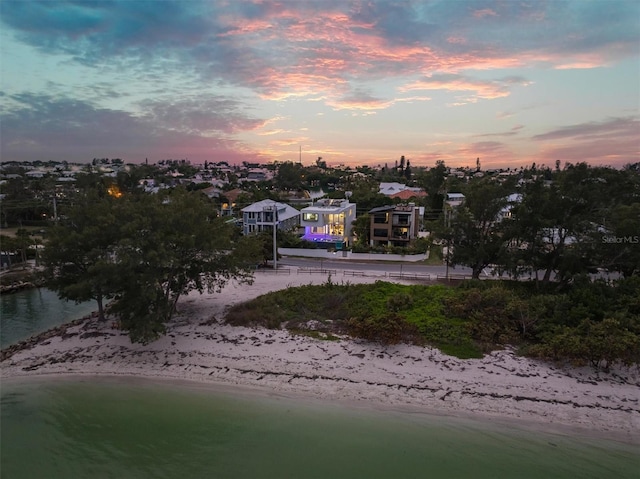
[441, 162, 640, 284]
[42, 187, 262, 343]
[225, 277, 640, 367]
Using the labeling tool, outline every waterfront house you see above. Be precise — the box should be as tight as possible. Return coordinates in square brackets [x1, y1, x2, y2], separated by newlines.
[369, 203, 422, 247]
[241, 199, 300, 235]
[299, 198, 356, 248]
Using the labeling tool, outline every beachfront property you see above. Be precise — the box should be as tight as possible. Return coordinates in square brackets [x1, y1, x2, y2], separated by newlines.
[299, 198, 356, 248]
[368, 203, 423, 247]
[241, 199, 300, 235]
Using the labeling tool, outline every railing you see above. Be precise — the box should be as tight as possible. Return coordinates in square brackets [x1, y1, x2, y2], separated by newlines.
[436, 274, 472, 280]
[342, 270, 386, 278]
[388, 272, 432, 281]
[297, 268, 338, 275]
[252, 267, 291, 275]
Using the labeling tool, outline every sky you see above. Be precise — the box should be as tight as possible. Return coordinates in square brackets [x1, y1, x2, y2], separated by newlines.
[1, 0, 639, 170]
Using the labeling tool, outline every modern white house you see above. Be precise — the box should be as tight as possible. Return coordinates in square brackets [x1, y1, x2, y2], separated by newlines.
[241, 199, 300, 235]
[299, 198, 356, 248]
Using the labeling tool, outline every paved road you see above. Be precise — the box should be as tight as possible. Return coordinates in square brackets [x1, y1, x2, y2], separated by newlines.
[279, 256, 476, 278]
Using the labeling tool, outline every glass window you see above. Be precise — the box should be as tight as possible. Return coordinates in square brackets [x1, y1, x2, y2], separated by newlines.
[303, 212, 319, 221]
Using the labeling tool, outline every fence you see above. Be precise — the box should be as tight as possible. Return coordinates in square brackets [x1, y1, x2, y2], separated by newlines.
[252, 267, 292, 275]
[297, 268, 337, 275]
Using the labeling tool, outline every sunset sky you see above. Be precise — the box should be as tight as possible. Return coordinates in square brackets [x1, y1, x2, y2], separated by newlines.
[1, 0, 639, 169]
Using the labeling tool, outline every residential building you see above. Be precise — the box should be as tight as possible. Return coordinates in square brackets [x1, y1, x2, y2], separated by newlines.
[388, 188, 427, 202]
[220, 188, 243, 217]
[445, 192, 465, 207]
[444, 193, 465, 227]
[378, 182, 424, 197]
[369, 203, 422, 247]
[497, 193, 522, 222]
[300, 198, 356, 248]
[241, 199, 300, 235]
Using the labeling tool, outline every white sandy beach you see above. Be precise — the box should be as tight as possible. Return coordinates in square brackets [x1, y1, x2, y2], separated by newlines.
[2, 269, 639, 443]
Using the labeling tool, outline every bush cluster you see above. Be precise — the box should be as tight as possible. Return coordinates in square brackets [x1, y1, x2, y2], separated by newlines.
[224, 277, 640, 366]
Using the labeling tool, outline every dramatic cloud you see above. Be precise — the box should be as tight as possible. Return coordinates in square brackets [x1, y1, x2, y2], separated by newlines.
[532, 117, 640, 167]
[0, 93, 264, 163]
[139, 96, 265, 135]
[1, 0, 638, 166]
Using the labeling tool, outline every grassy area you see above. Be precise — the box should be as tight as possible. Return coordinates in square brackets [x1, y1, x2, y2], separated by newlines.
[225, 276, 640, 365]
[422, 244, 445, 265]
[226, 279, 483, 359]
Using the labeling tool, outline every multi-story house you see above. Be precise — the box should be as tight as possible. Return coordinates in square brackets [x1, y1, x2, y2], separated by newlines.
[300, 198, 356, 248]
[241, 199, 300, 235]
[369, 203, 423, 247]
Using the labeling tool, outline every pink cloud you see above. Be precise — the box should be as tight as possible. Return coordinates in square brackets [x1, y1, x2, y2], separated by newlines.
[400, 74, 531, 102]
[473, 9, 498, 19]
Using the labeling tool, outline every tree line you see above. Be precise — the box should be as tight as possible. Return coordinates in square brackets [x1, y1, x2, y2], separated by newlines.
[437, 162, 639, 285]
[42, 188, 261, 343]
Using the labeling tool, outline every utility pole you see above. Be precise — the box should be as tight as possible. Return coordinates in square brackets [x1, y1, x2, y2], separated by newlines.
[273, 206, 278, 270]
[264, 204, 278, 269]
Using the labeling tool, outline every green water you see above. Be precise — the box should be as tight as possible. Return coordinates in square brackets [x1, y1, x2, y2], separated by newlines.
[1, 288, 95, 349]
[1, 379, 637, 479]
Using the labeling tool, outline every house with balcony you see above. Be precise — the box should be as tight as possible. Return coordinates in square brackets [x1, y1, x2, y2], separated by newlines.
[369, 203, 423, 247]
[241, 199, 300, 235]
[300, 198, 356, 248]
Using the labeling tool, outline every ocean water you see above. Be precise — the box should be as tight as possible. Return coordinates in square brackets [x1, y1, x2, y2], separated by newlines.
[0, 288, 95, 349]
[1, 378, 638, 479]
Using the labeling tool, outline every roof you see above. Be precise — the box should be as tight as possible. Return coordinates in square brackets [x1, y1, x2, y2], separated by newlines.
[389, 189, 427, 200]
[242, 199, 284, 212]
[221, 188, 244, 202]
[301, 198, 354, 213]
[369, 205, 396, 214]
[242, 199, 300, 221]
[378, 182, 407, 195]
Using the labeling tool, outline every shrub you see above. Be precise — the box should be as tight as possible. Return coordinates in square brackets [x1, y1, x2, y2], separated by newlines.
[347, 313, 419, 345]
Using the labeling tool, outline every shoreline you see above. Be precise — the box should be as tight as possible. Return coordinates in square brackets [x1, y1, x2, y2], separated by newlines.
[4, 371, 638, 447]
[2, 271, 639, 445]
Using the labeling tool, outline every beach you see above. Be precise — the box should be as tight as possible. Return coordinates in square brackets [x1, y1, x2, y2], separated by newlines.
[2, 269, 639, 444]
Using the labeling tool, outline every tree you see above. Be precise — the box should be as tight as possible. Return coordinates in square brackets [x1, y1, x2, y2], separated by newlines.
[506, 164, 603, 285]
[351, 213, 371, 246]
[14, 228, 32, 269]
[109, 189, 261, 343]
[595, 203, 640, 277]
[43, 192, 122, 321]
[43, 188, 261, 342]
[416, 160, 447, 214]
[275, 161, 305, 190]
[448, 178, 509, 279]
[404, 160, 412, 180]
